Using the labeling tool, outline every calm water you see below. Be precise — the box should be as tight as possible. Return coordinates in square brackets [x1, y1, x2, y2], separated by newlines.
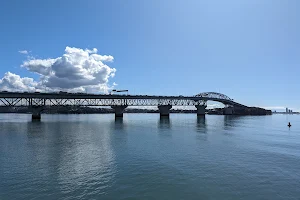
[0, 114, 300, 200]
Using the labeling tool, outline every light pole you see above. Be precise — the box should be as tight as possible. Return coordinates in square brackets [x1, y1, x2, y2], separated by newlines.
[111, 89, 128, 95]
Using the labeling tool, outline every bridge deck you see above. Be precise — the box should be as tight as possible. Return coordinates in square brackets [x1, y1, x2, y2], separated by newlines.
[0, 92, 248, 108]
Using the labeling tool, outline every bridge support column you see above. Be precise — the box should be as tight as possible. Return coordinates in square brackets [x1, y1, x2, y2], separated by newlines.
[195, 105, 207, 116]
[158, 105, 172, 117]
[224, 107, 234, 115]
[30, 106, 44, 121]
[111, 105, 128, 118]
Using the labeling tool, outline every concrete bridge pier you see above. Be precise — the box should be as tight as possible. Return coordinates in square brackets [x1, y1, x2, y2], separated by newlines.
[111, 105, 128, 118]
[224, 107, 234, 115]
[195, 105, 207, 116]
[30, 106, 44, 121]
[158, 105, 172, 117]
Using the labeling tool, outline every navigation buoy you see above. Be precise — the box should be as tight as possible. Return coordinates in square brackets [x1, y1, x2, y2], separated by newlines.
[288, 122, 291, 127]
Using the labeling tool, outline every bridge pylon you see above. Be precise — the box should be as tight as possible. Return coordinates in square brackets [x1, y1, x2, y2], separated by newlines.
[223, 106, 234, 115]
[158, 105, 172, 117]
[195, 100, 207, 116]
[195, 105, 207, 116]
[111, 105, 128, 118]
[30, 106, 44, 121]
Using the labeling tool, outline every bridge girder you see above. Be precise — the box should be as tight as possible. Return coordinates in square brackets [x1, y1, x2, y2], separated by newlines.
[0, 92, 247, 108]
[0, 98, 204, 107]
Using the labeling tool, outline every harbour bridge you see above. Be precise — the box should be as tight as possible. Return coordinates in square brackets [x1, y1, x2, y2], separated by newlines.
[0, 91, 248, 120]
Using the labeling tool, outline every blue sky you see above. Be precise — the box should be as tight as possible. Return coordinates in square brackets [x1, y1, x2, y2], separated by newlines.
[0, 0, 299, 111]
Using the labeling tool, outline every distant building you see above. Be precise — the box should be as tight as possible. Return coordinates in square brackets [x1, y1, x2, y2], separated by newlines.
[286, 108, 288, 113]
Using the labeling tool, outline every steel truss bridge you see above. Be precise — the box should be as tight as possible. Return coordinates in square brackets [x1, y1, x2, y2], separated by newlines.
[0, 92, 247, 108]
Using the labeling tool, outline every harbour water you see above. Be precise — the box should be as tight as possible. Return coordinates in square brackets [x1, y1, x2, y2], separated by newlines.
[0, 114, 300, 200]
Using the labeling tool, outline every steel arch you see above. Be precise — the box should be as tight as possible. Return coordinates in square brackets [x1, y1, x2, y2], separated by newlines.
[195, 92, 233, 101]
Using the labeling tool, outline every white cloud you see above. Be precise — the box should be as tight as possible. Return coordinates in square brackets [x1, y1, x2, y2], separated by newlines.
[0, 72, 39, 92]
[1, 47, 117, 93]
[22, 58, 56, 76]
[18, 50, 29, 55]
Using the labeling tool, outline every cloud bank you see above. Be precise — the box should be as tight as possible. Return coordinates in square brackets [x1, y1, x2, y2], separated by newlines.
[0, 47, 116, 93]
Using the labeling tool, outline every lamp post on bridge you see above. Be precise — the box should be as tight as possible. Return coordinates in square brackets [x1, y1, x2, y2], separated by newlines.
[110, 89, 129, 117]
[110, 89, 129, 95]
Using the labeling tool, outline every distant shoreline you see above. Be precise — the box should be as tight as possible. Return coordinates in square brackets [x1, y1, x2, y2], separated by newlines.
[272, 112, 299, 114]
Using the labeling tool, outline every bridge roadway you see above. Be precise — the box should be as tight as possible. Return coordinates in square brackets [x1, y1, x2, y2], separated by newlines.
[0, 91, 248, 120]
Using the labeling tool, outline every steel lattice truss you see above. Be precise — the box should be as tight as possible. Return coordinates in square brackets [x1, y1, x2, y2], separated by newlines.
[0, 97, 207, 107]
[0, 92, 247, 108]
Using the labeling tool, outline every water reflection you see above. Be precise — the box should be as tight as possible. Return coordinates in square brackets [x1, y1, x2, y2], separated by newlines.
[31, 119, 42, 122]
[158, 116, 171, 129]
[2, 114, 300, 199]
[56, 121, 116, 196]
[26, 121, 46, 138]
[223, 115, 244, 130]
[25, 118, 117, 197]
[114, 117, 124, 130]
[196, 116, 207, 133]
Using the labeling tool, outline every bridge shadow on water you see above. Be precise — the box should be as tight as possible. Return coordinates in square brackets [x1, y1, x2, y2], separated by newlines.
[223, 115, 246, 131]
[196, 116, 207, 134]
[26, 121, 47, 138]
[157, 116, 172, 138]
[114, 117, 124, 130]
[158, 116, 171, 130]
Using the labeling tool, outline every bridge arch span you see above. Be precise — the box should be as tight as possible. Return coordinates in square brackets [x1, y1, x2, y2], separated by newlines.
[194, 92, 247, 108]
[195, 92, 233, 101]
